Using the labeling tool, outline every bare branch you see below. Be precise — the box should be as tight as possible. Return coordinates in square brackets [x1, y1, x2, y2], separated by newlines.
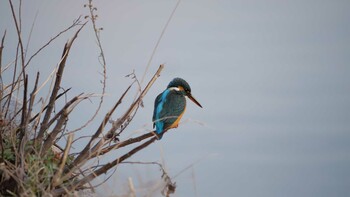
[29, 87, 71, 124]
[53, 137, 158, 195]
[25, 72, 39, 140]
[107, 64, 164, 137]
[18, 74, 28, 140]
[36, 21, 87, 142]
[52, 133, 74, 188]
[45, 93, 83, 131]
[26, 72, 39, 122]
[91, 131, 156, 158]
[0, 30, 6, 69]
[8, 0, 25, 77]
[71, 84, 133, 168]
[71, 64, 164, 169]
[90, 127, 171, 159]
[41, 94, 86, 154]
[84, 137, 157, 187]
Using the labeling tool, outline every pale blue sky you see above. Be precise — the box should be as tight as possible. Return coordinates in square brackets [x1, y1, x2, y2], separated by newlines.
[1, 0, 350, 196]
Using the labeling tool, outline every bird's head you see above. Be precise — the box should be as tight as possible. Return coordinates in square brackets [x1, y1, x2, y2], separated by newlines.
[167, 78, 202, 108]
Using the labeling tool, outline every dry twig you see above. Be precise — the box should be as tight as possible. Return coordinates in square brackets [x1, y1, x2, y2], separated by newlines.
[36, 21, 87, 142]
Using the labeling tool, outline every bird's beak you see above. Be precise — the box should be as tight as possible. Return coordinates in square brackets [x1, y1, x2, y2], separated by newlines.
[188, 94, 202, 108]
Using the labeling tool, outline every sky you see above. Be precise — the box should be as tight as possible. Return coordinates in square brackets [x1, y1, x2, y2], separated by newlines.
[1, 0, 350, 196]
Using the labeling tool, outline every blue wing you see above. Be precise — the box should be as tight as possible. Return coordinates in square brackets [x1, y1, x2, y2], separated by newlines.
[153, 92, 164, 129]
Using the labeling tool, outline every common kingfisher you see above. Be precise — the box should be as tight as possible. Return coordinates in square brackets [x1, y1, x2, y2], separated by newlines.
[152, 78, 202, 139]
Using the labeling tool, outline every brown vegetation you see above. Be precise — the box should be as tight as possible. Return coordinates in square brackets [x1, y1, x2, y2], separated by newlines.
[0, 0, 177, 196]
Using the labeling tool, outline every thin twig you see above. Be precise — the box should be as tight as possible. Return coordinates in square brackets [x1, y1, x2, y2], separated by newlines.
[120, 161, 176, 197]
[3, 6, 24, 120]
[24, 11, 39, 60]
[69, 0, 107, 134]
[25, 72, 39, 141]
[24, 16, 83, 68]
[140, 0, 181, 84]
[3, 39, 19, 120]
[0, 30, 6, 70]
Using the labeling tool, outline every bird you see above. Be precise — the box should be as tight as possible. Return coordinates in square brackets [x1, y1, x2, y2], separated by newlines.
[152, 77, 202, 139]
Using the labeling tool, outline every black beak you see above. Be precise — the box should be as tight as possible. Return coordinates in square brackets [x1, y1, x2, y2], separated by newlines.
[188, 93, 202, 108]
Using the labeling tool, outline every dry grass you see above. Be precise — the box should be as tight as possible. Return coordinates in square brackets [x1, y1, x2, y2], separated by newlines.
[0, 0, 179, 196]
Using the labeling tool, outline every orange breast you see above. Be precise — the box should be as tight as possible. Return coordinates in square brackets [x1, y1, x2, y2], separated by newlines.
[169, 107, 186, 129]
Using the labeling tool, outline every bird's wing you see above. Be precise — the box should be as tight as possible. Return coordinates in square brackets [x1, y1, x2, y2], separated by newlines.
[152, 93, 163, 128]
[157, 91, 186, 128]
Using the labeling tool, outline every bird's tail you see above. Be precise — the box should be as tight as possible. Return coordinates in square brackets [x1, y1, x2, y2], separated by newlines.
[152, 130, 163, 140]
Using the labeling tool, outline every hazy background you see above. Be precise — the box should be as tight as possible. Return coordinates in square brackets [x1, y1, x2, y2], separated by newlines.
[1, 0, 350, 196]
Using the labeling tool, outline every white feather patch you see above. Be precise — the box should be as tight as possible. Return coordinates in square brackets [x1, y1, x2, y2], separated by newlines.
[168, 87, 181, 91]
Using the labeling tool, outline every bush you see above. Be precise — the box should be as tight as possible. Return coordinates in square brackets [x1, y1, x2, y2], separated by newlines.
[0, 0, 175, 196]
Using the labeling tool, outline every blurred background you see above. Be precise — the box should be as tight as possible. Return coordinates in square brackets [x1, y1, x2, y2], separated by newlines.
[1, 0, 349, 196]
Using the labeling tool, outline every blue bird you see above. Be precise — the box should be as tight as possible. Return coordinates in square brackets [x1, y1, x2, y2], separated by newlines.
[152, 78, 202, 139]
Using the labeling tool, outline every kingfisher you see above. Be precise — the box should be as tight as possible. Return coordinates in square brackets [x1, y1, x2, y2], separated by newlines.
[152, 77, 202, 139]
